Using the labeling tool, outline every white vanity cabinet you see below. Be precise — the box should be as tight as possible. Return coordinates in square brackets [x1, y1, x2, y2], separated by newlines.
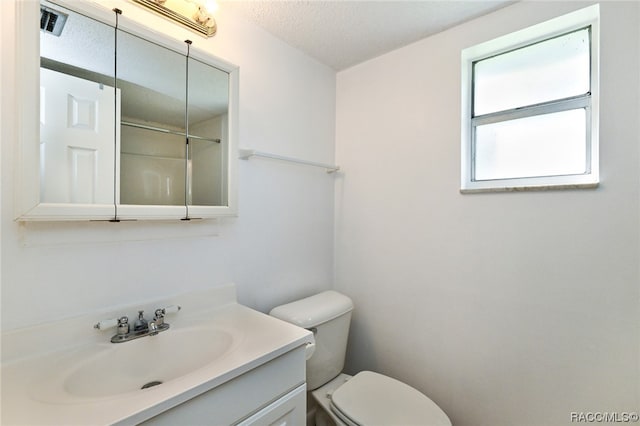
[1, 285, 313, 426]
[138, 346, 307, 426]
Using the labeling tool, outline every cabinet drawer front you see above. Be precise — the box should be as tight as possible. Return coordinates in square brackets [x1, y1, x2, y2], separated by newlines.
[236, 384, 306, 426]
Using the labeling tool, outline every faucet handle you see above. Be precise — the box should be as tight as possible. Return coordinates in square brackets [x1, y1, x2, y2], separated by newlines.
[154, 305, 180, 324]
[163, 305, 181, 314]
[117, 316, 130, 335]
[154, 308, 165, 325]
[94, 316, 129, 335]
[94, 318, 118, 330]
[154, 305, 181, 317]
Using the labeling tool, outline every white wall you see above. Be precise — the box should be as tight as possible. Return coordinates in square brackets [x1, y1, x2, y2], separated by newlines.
[1, 0, 336, 330]
[335, 2, 640, 426]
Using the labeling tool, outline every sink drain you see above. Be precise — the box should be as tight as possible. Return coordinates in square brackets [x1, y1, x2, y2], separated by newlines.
[141, 380, 163, 390]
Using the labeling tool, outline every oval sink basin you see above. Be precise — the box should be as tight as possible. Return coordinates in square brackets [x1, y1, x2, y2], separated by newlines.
[32, 327, 235, 402]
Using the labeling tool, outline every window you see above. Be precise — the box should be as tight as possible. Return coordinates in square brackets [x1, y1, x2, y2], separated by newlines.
[461, 5, 599, 192]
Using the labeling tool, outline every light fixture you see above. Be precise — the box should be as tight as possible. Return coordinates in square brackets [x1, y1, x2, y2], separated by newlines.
[132, 0, 217, 37]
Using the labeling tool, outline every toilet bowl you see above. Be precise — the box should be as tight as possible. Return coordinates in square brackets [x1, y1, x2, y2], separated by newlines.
[270, 291, 451, 426]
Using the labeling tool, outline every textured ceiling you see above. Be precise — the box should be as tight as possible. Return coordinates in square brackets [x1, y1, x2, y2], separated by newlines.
[220, 1, 514, 70]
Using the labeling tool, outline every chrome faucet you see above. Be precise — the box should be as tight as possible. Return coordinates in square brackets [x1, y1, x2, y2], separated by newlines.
[133, 310, 148, 332]
[94, 305, 181, 343]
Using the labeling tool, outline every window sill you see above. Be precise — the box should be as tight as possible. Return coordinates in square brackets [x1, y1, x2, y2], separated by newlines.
[460, 182, 599, 194]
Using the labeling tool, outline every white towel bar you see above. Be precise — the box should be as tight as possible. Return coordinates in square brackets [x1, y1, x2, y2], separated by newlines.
[238, 149, 340, 173]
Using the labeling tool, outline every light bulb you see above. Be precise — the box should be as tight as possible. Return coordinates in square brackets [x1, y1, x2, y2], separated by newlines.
[203, 0, 218, 14]
[196, 0, 218, 15]
[186, 0, 218, 14]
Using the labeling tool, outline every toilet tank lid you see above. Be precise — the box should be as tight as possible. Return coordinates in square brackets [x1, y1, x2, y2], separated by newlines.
[269, 291, 353, 328]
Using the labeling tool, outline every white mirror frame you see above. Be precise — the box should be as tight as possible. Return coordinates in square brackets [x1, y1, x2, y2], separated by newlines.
[14, 0, 238, 221]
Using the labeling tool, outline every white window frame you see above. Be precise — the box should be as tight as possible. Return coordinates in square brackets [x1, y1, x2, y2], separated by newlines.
[460, 5, 600, 193]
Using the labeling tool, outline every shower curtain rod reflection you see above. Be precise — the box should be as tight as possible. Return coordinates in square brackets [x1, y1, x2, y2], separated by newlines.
[238, 148, 340, 173]
[121, 120, 221, 143]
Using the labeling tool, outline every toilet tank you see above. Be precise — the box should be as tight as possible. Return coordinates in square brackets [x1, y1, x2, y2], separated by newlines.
[270, 291, 353, 390]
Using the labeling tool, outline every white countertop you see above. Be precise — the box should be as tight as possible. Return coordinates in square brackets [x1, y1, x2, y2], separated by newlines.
[1, 284, 313, 425]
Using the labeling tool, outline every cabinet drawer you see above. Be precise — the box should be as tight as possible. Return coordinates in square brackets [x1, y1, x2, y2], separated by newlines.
[236, 384, 306, 426]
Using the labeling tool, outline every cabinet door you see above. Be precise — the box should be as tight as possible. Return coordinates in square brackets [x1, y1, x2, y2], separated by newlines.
[237, 384, 306, 426]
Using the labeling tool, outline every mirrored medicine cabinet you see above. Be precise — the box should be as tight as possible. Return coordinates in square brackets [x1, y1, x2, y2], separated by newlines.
[15, 0, 238, 221]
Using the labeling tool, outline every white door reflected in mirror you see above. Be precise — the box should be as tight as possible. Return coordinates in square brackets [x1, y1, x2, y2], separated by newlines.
[40, 68, 119, 205]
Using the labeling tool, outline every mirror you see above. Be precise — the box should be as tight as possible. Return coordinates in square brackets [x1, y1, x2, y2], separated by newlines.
[117, 31, 229, 209]
[17, 0, 237, 220]
[40, 3, 116, 207]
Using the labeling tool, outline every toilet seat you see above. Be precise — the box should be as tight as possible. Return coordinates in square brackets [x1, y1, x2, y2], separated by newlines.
[329, 371, 451, 426]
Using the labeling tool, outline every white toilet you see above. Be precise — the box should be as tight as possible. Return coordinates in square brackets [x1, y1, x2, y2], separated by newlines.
[270, 291, 452, 426]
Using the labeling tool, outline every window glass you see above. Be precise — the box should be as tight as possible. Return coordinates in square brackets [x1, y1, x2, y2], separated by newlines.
[473, 28, 590, 116]
[474, 109, 587, 181]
